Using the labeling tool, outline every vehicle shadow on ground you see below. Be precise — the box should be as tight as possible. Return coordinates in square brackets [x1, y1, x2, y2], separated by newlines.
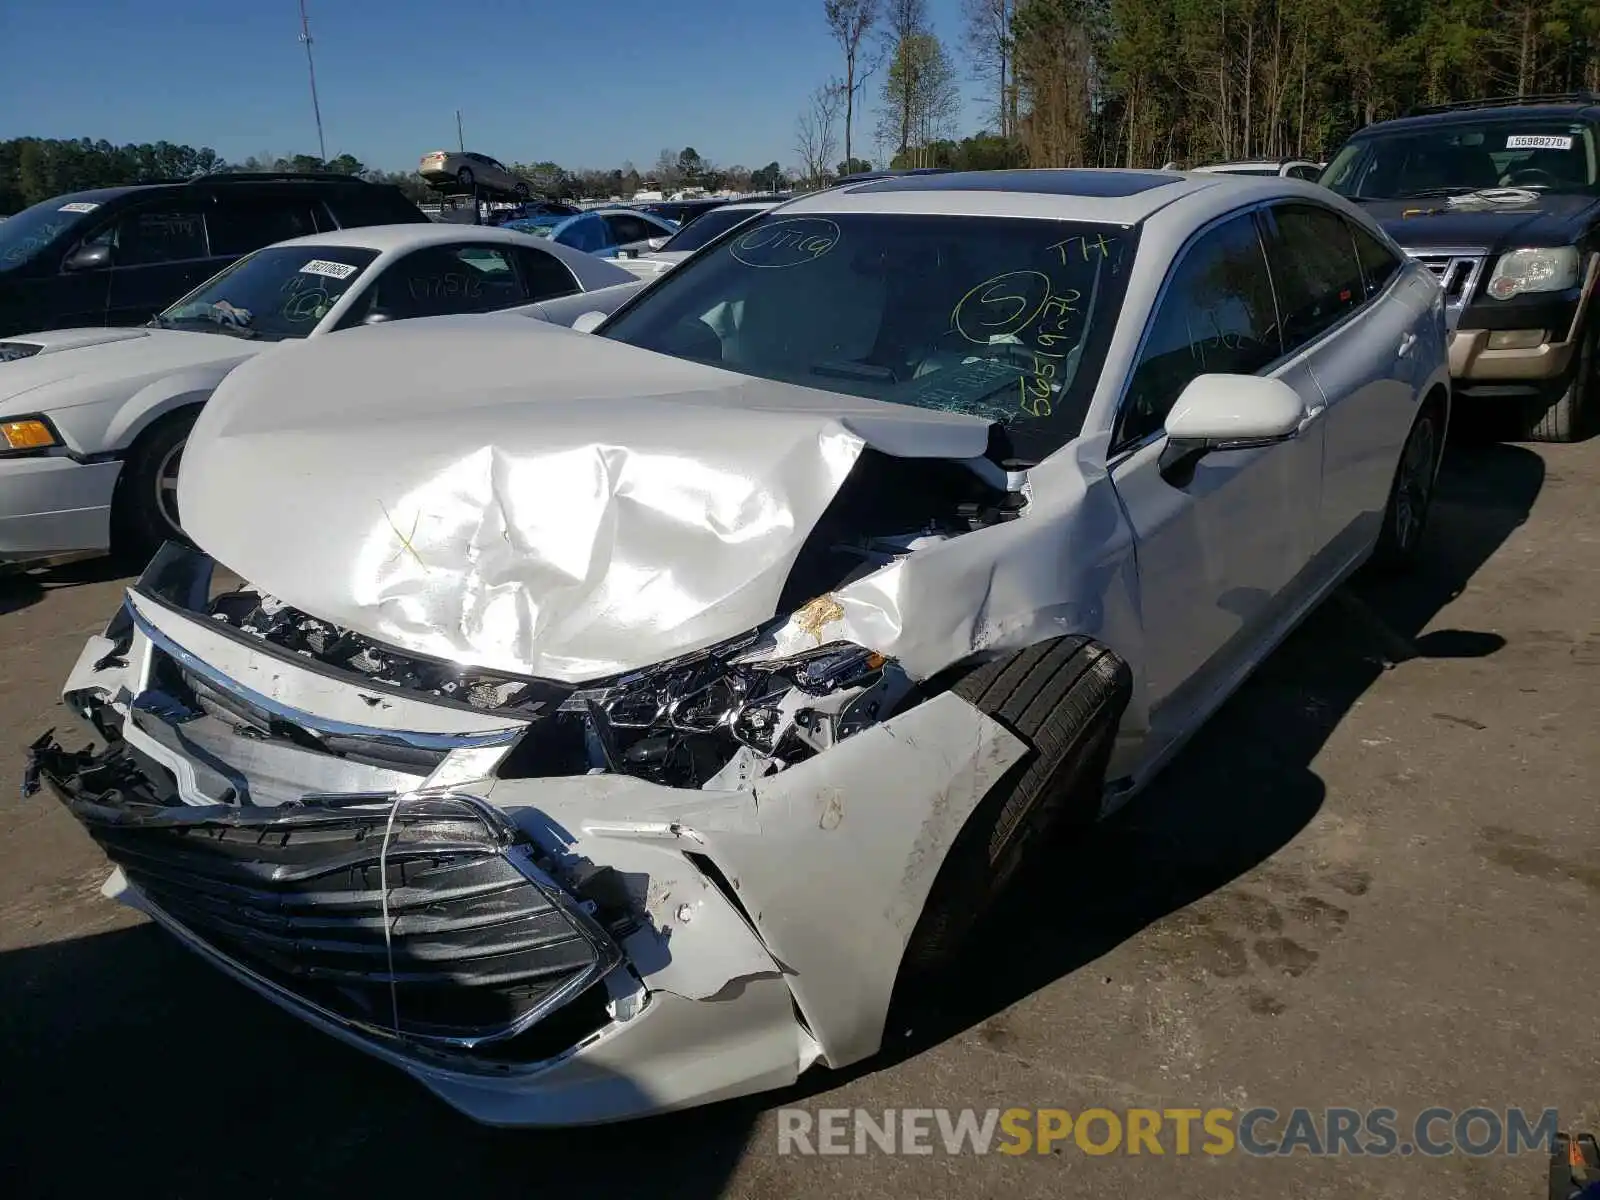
[0, 555, 128, 616]
[0, 441, 1545, 1197]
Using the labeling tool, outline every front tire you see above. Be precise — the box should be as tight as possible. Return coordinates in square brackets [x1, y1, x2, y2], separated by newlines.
[1522, 321, 1593, 443]
[901, 637, 1132, 975]
[111, 410, 198, 567]
[513, 181, 530, 200]
[456, 167, 475, 191]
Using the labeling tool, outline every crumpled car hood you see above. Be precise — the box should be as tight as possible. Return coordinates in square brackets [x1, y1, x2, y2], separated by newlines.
[180, 316, 994, 682]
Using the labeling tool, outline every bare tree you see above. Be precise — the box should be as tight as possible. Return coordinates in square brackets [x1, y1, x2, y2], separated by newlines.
[795, 83, 844, 186]
[962, 0, 1014, 138]
[824, 0, 882, 173]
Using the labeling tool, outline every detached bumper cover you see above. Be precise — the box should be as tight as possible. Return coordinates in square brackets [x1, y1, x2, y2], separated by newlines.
[27, 740, 621, 1051]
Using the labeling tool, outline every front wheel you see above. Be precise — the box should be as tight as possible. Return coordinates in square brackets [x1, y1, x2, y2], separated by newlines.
[900, 637, 1132, 976]
[1521, 321, 1593, 443]
[456, 167, 475, 191]
[513, 180, 530, 199]
[111, 410, 198, 566]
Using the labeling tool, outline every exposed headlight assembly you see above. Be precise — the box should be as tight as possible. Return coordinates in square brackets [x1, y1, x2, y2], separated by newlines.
[1486, 246, 1581, 300]
[0, 341, 43, 363]
[555, 631, 912, 788]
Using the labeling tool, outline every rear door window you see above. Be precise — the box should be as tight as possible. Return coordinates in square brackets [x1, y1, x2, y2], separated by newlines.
[1349, 220, 1403, 298]
[357, 243, 527, 320]
[1261, 204, 1365, 352]
[207, 194, 322, 256]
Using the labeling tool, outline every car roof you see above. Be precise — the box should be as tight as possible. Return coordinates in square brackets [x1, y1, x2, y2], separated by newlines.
[263, 221, 638, 288]
[265, 221, 602, 260]
[1356, 101, 1600, 137]
[778, 168, 1258, 225]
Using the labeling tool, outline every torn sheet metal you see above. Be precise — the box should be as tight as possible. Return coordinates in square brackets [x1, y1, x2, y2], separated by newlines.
[178, 321, 993, 682]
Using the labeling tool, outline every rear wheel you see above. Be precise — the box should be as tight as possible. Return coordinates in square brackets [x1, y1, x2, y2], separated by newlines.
[110, 409, 199, 567]
[1521, 321, 1593, 443]
[901, 637, 1132, 975]
[1371, 398, 1444, 572]
[514, 180, 530, 199]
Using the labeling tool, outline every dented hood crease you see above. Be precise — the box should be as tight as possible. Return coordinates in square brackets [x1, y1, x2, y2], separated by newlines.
[179, 319, 994, 682]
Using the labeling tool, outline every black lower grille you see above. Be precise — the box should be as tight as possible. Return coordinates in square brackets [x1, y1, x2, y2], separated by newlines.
[33, 740, 620, 1049]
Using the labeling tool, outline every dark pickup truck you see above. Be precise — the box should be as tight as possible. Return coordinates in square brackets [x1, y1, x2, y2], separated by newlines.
[1321, 93, 1600, 441]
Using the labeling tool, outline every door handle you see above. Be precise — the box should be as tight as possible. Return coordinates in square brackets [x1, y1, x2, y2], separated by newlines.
[1398, 332, 1418, 358]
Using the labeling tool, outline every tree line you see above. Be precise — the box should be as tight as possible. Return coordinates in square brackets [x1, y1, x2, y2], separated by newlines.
[800, 0, 1600, 182]
[0, 138, 435, 213]
[0, 136, 799, 213]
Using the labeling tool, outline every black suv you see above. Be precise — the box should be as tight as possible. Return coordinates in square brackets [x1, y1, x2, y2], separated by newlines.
[0, 173, 427, 338]
[1321, 93, 1600, 441]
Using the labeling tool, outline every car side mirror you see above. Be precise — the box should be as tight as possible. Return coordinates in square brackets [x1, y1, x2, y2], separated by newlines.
[63, 244, 113, 273]
[1159, 374, 1306, 485]
[570, 310, 608, 334]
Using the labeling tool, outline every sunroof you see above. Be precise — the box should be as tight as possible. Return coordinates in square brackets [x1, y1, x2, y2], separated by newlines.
[849, 169, 1183, 198]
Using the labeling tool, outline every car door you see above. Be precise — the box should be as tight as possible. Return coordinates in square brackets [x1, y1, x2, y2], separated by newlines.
[97, 199, 215, 325]
[1107, 209, 1325, 733]
[1260, 202, 1422, 564]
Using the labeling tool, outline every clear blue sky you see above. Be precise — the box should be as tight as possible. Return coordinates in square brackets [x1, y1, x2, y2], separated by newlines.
[0, 0, 988, 173]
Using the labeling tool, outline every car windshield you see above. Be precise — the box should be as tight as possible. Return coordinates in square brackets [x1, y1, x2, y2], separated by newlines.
[154, 245, 379, 341]
[0, 195, 101, 271]
[660, 206, 770, 253]
[601, 212, 1138, 463]
[1323, 117, 1600, 199]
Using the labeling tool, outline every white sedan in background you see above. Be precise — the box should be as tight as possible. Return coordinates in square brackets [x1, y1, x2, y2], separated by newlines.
[612, 200, 783, 278]
[0, 224, 636, 563]
[33, 169, 1448, 1127]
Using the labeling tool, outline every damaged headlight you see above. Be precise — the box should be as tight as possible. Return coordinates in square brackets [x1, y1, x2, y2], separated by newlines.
[552, 634, 912, 788]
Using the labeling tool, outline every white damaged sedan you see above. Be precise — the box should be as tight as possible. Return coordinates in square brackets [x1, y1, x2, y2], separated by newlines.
[29, 169, 1449, 1125]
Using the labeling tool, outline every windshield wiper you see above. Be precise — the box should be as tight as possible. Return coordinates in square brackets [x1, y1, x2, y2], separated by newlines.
[150, 313, 261, 339]
[1393, 186, 1484, 199]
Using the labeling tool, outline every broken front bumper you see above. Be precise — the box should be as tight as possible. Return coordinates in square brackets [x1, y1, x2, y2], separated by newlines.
[28, 548, 1027, 1125]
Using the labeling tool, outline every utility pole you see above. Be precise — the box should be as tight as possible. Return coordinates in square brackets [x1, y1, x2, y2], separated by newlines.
[298, 0, 327, 164]
[456, 110, 466, 152]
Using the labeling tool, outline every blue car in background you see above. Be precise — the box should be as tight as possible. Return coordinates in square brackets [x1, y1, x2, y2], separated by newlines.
[503, 207, 679, 258]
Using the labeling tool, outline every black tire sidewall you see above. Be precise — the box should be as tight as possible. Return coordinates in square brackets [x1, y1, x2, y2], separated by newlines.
[112, 411, 199, 563]
[1375, 404, 1442, 567]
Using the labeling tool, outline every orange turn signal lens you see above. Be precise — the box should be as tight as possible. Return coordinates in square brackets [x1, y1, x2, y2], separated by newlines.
[1, 418, 59, 451]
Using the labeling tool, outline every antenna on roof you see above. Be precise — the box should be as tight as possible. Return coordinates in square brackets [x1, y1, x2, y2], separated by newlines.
[297, 0, 328, 164]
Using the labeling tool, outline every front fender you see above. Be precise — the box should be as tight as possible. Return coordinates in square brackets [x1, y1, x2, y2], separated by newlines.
[102, 364, 237, 452]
